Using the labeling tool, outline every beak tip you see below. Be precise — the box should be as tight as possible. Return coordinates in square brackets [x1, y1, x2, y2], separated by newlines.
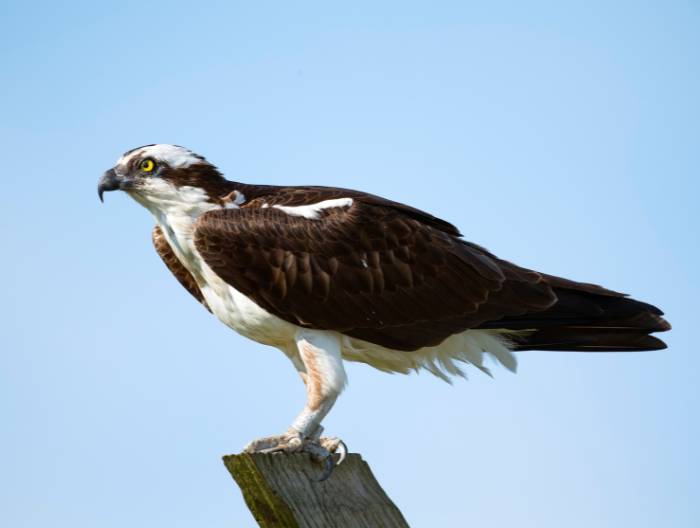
[98, 168, 122, 203]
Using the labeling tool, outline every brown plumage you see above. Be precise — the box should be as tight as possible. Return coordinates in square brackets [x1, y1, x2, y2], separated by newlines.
[149, 183, 669, 353]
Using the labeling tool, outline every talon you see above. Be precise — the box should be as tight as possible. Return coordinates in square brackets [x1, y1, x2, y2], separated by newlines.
[258, 446, 286, 454]
[336, 441, 348, 467]
[312, 455, 335, 482]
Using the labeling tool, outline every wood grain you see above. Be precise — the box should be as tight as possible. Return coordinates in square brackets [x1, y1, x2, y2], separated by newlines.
[223, 453, 410, 528]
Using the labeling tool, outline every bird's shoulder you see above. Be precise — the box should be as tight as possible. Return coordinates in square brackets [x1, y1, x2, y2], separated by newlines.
[211, 183, 462, 237]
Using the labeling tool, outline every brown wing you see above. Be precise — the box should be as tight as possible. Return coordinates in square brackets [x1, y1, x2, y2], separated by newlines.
[152, 226, 211, 313]
[235, 183, 463, 236]
[193, 199, 561, 351]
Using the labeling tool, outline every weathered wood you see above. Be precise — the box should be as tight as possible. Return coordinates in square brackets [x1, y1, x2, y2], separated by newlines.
[223, 452, 410, 528]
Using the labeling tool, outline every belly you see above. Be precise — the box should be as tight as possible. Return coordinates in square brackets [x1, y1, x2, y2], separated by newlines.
[199, 271, 298, 348]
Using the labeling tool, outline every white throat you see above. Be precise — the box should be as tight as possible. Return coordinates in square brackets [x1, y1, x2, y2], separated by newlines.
[129, 179, 223, 263]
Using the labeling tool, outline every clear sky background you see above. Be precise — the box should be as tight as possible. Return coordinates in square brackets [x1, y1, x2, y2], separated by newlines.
[1, 1, 698, 527]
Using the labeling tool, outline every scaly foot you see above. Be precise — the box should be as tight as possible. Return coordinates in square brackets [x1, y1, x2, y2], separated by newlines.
[243, 428, 307, 454]
[242, 428, 347, 481]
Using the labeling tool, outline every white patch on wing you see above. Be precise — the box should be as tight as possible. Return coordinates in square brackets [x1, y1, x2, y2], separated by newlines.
[224, 191, 246, 209]
[117, 144, 204, 169]
[273, 198, 353, 219]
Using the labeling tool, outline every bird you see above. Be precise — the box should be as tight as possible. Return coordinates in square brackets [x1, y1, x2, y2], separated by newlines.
[98, 144, 671, 481]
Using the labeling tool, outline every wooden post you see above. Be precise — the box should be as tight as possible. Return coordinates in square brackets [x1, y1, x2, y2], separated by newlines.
[223, 452, 410, 528]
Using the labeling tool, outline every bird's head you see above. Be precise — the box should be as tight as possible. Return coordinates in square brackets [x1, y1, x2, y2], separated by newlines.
[98, 145, 237, 210]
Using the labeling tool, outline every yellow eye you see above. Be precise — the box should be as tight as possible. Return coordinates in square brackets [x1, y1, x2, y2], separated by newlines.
[141, 159, 155, 172]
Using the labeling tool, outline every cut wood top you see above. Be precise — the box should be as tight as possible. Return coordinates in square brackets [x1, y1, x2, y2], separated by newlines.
[223, 452, 410, 528]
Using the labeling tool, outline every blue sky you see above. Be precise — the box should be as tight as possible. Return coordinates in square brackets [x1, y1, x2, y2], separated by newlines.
[1, 1, 698, 526]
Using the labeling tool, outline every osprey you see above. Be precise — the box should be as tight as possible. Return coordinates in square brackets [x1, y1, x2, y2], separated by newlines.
[98, 144, 670, 481]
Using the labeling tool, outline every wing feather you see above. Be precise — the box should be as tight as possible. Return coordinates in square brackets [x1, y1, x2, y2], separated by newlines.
[193, 199, 558, 350]
[144, 184, 667, 353]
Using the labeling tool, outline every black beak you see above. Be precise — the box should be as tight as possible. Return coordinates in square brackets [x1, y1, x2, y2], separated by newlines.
[98, 168, 129, 202]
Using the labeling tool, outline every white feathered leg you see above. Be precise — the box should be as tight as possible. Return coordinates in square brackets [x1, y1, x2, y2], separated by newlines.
[290, 329, 346, 436]
[242, 329, 348, 480]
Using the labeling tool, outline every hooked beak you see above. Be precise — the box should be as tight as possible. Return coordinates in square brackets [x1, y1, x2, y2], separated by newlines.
[97, 168, 131, 202]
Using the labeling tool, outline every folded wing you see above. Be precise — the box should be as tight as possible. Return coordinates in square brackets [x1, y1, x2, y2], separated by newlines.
[193, 198, 566, 351]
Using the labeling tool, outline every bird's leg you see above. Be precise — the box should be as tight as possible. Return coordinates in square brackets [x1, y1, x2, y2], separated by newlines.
[242, 329, 348, 479]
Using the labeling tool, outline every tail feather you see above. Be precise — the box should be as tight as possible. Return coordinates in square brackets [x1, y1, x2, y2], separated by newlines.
[515, 327, 668, 352]
[476, 275, 671, 353]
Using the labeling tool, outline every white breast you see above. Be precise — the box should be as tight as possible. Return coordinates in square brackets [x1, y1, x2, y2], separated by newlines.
[131, 181, 298, 349]
[131, 182, 521, 382]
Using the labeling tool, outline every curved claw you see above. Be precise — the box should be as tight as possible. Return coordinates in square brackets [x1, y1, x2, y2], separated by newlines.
[258, 446, 286, 454]
[335, 441, 348, 468]
[312, 455, 335, 482]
